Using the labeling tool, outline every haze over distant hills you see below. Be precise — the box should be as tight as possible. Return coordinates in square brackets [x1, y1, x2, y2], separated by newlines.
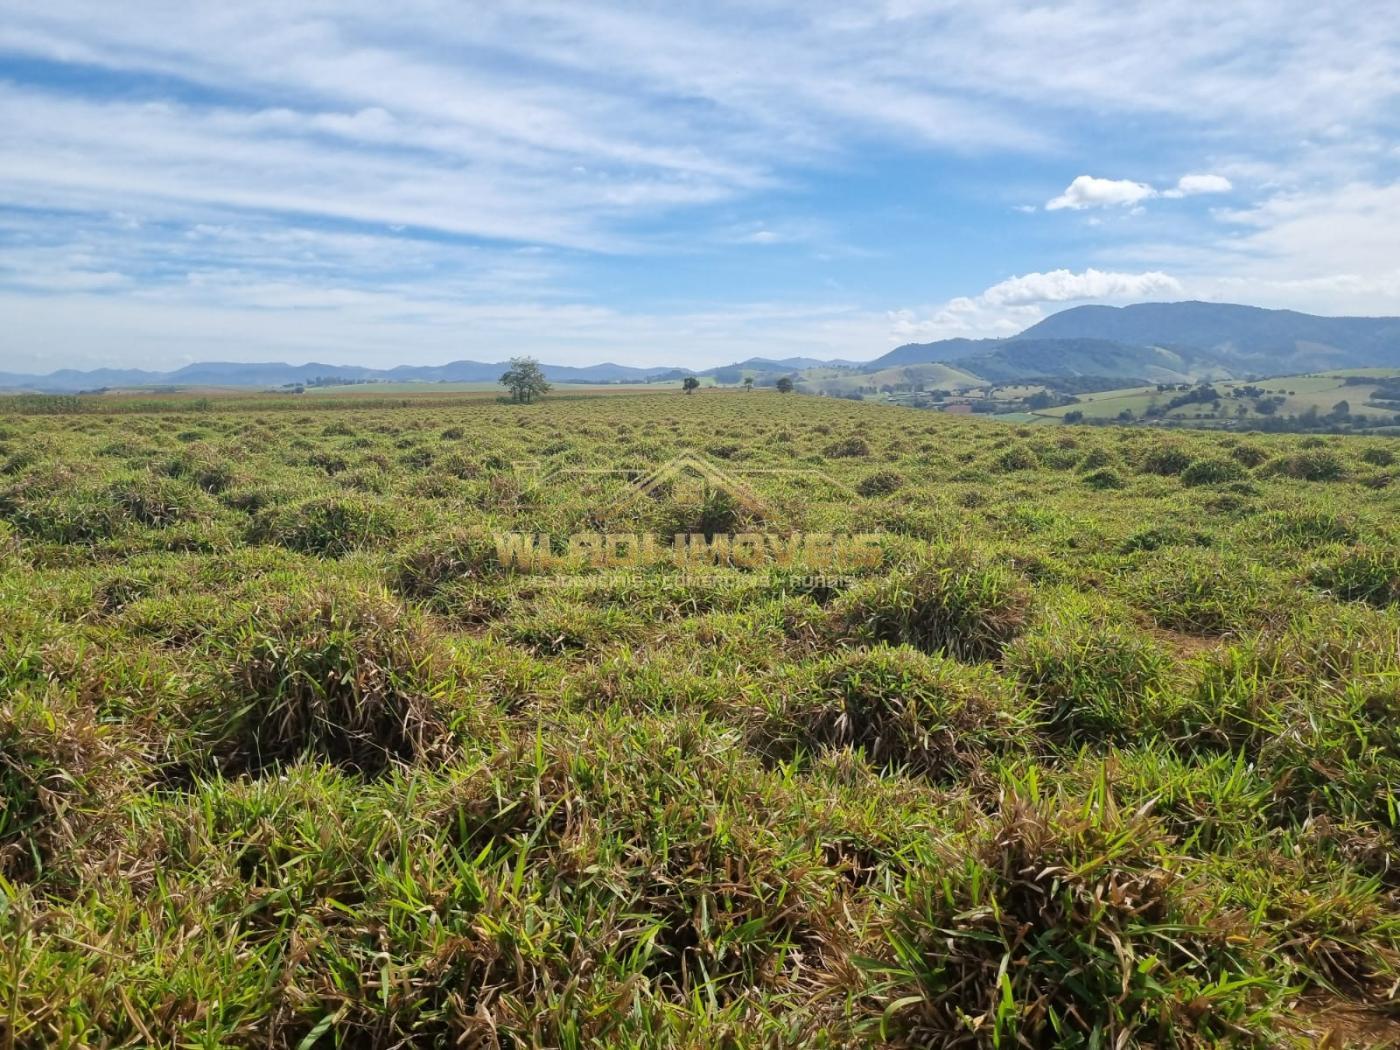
[4, 302, 1399, 393]
[0, 359, 687, 393]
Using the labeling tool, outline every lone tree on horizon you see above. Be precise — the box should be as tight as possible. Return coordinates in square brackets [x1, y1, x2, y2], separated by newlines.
[776, 376, 795, 394]
[682, 376, 700, 394]
[500, 357, 551, 404]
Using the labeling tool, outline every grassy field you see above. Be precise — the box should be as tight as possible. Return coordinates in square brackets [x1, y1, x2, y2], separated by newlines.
[2, 390, 1399, 1047]
[803, 362, 984, 397]
[1035, 371, 1400, 423]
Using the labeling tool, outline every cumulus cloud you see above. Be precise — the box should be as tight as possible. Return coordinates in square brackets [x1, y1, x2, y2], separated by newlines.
[1048, 172, 1234, 209]
[1046, 176, 1157, 210]
[1163, 173, 1233, 197]
[979, 268, 1184, 305]
[883, 268, 1184, 347]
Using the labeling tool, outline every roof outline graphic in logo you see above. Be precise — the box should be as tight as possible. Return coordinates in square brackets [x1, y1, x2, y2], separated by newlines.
[512, 448, 855, 521]
[613, 450, 768, 516]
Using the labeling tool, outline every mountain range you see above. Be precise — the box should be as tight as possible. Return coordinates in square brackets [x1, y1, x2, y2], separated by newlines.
[3, 301, 1399, 393]
[869, 301, 1400, 383]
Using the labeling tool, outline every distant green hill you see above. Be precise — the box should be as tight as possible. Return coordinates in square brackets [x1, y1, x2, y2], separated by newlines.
[803, 361, 984, 396]
[952, 338, 1222, 384]
[861, 301, 1400, 385]
[865, 337, 1206, 384]
[867, 337, 1003, 369]
[1015, 301, 1400, 371]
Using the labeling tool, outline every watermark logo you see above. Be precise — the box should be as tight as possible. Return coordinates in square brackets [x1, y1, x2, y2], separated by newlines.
[514, 448, 856, 517]
[501, 449, 881, 581]
[604, 450, 770, 520]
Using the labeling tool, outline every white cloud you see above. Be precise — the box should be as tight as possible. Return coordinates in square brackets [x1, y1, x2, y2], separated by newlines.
[1046, 176, 1157, 210]
[883, 268, 1184, 346]
[980, 268, 1184, 305]
[1180, 180, 1400, 314]
[1050, 171, 1236, 209]
[1163, 173, 1233, 197]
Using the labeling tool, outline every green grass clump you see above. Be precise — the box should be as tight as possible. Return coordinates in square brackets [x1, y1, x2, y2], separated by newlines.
[1175, 608, 1400, 827]
[196, 588, 459, 775]
[1309, 544, 1399, 607]
[754, 645, 1028, 777]
[856, 468, 905, 496]
[107, 472, 211, 527]
[1120, 523, 1211, 553]
[1, 685, 149, 882]
[995, 443, 1040, 471]
[879, 785, 1275, 1047]
[0, 473, 125, 544]
[1264, 447, 1348, 481]
[1082, 465, 1126, 489]
[391, 526, 513, 600]
[254, 494, 399, 556]
[1180, 456, 1246, 486]
[1259, 509, 1360, 547]
[824, 435, 871, 458]
[659, 483, 769, 536]
[1129, 548, 1275, 634]
[1360, 445, 1395, 467]
[1138, 443, 1193, 476]
[1007, 600, 1178, 743]
[831, 547, 1031, 661]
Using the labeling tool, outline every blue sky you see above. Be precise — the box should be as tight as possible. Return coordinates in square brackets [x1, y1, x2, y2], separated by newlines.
[1, 2, 1398, 371]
